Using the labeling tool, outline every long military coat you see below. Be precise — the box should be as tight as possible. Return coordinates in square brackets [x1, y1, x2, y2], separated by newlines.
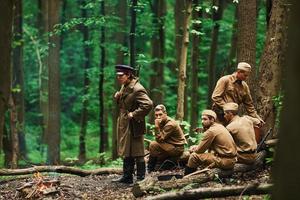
[116, 78, 153, 157]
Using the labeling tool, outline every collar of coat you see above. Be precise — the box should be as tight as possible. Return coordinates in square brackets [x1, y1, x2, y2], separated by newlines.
[232, 73, 243, 85]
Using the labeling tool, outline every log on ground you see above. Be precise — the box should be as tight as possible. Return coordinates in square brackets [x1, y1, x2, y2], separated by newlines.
[0, 166, 122, 176]
[146, 183, 272, 200]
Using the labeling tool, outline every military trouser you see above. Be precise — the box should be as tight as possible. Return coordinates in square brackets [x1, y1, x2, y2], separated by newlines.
[237, 152, 257, 165]
[149, 141, 184, 162]
[187, 152, 236, 170]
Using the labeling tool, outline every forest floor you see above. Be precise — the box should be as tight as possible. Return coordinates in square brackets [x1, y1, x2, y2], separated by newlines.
[0, 166, 271, 200]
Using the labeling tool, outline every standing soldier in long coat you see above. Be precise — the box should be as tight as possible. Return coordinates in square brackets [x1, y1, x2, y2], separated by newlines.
[113, 64, 153, 184]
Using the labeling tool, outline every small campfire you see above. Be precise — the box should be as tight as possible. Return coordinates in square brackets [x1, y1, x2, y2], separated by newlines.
[16, 172, 60, 199]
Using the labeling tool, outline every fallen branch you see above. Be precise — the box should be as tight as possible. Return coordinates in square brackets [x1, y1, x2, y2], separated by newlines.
[146, 183, 272, 200]
[0, 166, 122, 177]
[132, 151, 267, 197]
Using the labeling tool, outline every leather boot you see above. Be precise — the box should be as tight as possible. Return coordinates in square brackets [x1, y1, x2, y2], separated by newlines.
[113, 157, 134, 184]
[136, 161, 146, 181]
[184, 166, 197, 176]
[147, 156, 157, 173]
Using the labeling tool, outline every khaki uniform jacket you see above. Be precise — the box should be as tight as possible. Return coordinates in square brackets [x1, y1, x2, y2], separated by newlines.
[226, 115, 260, 153]
[195, 123, 237, 158]
[211, 73, 260, 119]
[116, 78, 153, 157]
[157, 117, 187, 146]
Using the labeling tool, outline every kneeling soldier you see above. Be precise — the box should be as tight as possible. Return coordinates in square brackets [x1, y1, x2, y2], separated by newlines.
[148, 104, 187, 172]
[223, 102, 261, 165]
[184, 110, 237, 175]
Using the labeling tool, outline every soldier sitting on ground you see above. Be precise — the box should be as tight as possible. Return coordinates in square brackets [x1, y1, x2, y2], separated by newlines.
[223, 102, 261, 165]
[184, 110, 237, 175]
[147, 104, 187, 172]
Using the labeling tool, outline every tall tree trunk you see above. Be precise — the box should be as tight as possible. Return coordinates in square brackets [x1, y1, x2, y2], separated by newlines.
[78, 0, 90, 163]
[0, 0, 14, 151]
[47, 0, 61, 165]
[272, 1, 298, 198]
[237, 0, 257, 100]
[207, 0, 225, 106]
[13, 0, 27, 160]
[189, 0, 202, 136]
[223, 8, 238, 76]
[130, 0, 137, 71]
[39, 0, 49, 149]
[149, 0, 166, 123]
[112, 0, 127, 159]
[266, 0, 273, 27]
[99, 0, 108, 153]
[256, 0, 289, 137]
[176, 0, 192, 121]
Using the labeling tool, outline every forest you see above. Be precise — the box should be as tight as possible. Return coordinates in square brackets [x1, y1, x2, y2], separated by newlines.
[1, 0, 300, 199]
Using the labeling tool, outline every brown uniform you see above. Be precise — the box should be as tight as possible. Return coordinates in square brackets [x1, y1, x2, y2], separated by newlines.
[149, 117, 186, 161]
[116, 78, 153, 157]
[226, 115, 260, 164]
[212, 73, 260, 119]
[187, 123, 237, 169]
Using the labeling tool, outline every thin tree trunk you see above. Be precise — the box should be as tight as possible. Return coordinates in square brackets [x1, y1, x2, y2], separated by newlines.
[256, 0, 289, 137]
[47, 0, 61, 165]
[223, 8, 238, 76]
[13, 0, 27, 160]
[99, 0, 108, 153]
[0, 0, 14, 150]
[9, 95, 19, 169]
[176, 0, 192, 121]
[174, 0, 185, 74]
[78, 0, 90, 163]
[237, 0, 257, 101]
[207, 0, 225, 106]
[130, 0, 137, 71]
[112, 0, 127, 159]
[149, 0, 166, 123]
[189, 0, 202, 136]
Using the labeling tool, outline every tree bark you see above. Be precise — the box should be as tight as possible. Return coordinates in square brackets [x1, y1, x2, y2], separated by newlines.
[147, 183, 272, 200]
[47, 0, 61, 165]
[272, 1, 300, 199]
[0, 0, 14, 150]
[189, 0, 202, 135]
[99, 0, 108, 153]
[207, 0, 225, 106]
[112, 0, 127, 159]
[256, 0, 288, 137]
[130, 0, 137, 71]
[176, 0, 192, 121]
[149, 0, 166, 123]
[0, 166, 122, 177]
[12, 0, 27, 160]
[237, 0, 257, 101]
[9, 96, 19, 169]
[78, 0, 90, 163]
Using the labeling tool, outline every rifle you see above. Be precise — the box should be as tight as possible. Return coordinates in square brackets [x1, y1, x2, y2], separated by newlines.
[256, 128, 272, 152]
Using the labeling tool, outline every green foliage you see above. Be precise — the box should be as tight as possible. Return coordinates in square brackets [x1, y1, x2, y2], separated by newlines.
[273, 92, 284, 128]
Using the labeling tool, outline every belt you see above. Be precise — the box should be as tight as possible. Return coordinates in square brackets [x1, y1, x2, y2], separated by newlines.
[238, 150, 256, 154]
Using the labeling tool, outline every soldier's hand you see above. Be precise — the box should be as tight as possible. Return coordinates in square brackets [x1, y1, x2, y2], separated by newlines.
[155, 119, 161, 129]
[114, 91, 121, 99]
[128, 112, 133, 119]
[189, 145, 198, 153]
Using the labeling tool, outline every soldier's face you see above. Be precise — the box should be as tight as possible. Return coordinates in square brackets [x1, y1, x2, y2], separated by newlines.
[201, 115, 213, 128]
[237, 70, 250, 81]
[117, 73, 130, 85]
[155, 110, 167, 122]
[224, 111, 233, 123]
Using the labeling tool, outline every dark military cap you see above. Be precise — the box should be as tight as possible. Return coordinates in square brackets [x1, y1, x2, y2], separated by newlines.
[115, 64, 134, 75]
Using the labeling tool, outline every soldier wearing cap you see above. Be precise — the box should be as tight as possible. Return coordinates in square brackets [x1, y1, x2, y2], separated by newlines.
[113, 64, 153, 184]
[184, 110, 237, 175]
[147, 104, 187, 172]
[211, 62, 264, 125]
[223, 102, 261, 165]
